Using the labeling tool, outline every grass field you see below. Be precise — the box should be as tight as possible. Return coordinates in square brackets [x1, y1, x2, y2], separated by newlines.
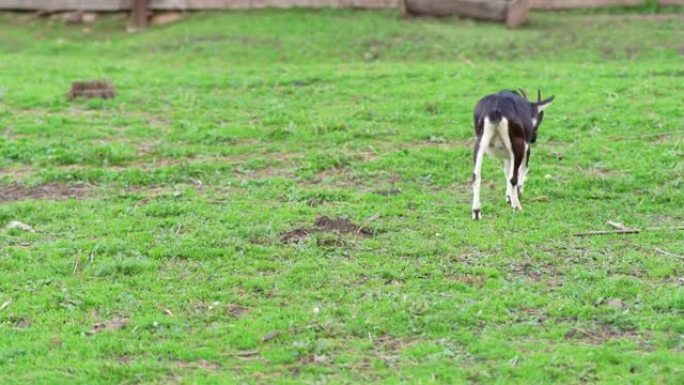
[0, 7, 683, 384]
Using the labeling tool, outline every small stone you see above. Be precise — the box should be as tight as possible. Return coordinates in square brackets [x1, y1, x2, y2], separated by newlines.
[151, 12, 184, 26]
[81, 13, 98, 24]
[6, 221, 34, 232]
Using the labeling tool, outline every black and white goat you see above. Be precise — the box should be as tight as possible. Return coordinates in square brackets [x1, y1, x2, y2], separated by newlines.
[471, 89, 554, 220]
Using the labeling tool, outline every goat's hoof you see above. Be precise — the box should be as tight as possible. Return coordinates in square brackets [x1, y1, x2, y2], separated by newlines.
[472, 209, 481, 220]
[513, 205, 522, 212]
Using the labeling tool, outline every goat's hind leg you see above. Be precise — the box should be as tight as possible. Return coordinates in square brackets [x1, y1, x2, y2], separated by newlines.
[498, 120, 523, 212]
[509, 138, 526, 211]
[502, 158, 512, 204]
[472, 120, 495, 220]
[517, 145, 530, 198]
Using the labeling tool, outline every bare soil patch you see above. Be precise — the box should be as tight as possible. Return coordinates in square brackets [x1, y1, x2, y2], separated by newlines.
[564, 324, 642, 344]
[280, 215, 374, 243]
[68, 80, 116, 100]
[226, 304, 250, 317]
[375, 188, 401, 196]
[0, 183, 91, 202]
[87, 317, 128, 335]
[508, 262, 561, 286]
[173, 359, 222, 371]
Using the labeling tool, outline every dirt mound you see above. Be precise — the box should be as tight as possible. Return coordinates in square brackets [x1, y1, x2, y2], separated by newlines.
[313, 216, 373, 235]
[280, 228, 312, 243]
[280, 215, 373, 243]
[68, 80, 116, 100]
[0, 183, 91, 202]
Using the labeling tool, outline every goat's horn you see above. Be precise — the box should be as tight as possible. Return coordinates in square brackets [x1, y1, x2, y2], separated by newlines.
[537, 89, 542, 102]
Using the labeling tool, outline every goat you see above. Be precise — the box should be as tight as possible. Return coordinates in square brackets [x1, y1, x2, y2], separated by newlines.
[471, 89, 554, 220]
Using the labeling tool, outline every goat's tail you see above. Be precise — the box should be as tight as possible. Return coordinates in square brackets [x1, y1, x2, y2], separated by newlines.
[487, 109, 503, 125]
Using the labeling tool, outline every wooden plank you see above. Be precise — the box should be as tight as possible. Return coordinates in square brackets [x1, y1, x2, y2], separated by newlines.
[658, 0, 684, 5]
[530, 0, 642, 9]
[0, 0, 132, 10]
[0, 0, 398, 10]
[148, 0, 398, 8]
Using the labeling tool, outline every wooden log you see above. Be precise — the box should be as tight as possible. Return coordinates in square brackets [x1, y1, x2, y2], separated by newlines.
[506, 0, 528, 27]
[403, 0, 529, 27]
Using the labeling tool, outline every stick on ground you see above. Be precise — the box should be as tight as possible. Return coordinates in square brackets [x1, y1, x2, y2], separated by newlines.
[573, 226, 684, 237]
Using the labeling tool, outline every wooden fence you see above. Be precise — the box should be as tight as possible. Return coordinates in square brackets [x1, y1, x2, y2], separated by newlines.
[1, 0, 682, 10]
[0, 0, 397, 10]
[0, 0, 681, 28]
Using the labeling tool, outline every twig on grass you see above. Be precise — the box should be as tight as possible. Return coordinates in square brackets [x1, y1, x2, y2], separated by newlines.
[573, 226, 684, 237]
[73, 249, 81, 274]
[654, 247, 684, 259]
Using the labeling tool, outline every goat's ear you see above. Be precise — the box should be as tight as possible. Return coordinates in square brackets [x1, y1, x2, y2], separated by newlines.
[536, 95, 554, 113]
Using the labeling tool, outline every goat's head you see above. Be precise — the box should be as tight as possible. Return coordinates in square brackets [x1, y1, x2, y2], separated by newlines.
[527, 89, 554, 143]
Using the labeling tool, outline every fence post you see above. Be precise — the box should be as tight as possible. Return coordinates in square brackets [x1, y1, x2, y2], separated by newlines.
[132, 0, 148, 28]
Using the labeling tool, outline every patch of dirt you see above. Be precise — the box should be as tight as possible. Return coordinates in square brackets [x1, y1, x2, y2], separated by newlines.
[314, 216, 372, 235]
[280, 215, 374, 243]
[87, 317, 128, 335]
[508, 262, 561, 286]
[0, 183, 92, 202]
[316, 237, 354, 248]
[370, 335, 418, 357]
[374, 188, 401, 196]
[564, 324, 642, 344]
[450, 274, 486, 287]
[68, 80, 116, 100]
[280, 228, 312, 243]
[226, 304, 249, 317]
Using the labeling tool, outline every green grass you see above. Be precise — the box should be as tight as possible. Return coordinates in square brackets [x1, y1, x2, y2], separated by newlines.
[1, 8, 683, 384]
